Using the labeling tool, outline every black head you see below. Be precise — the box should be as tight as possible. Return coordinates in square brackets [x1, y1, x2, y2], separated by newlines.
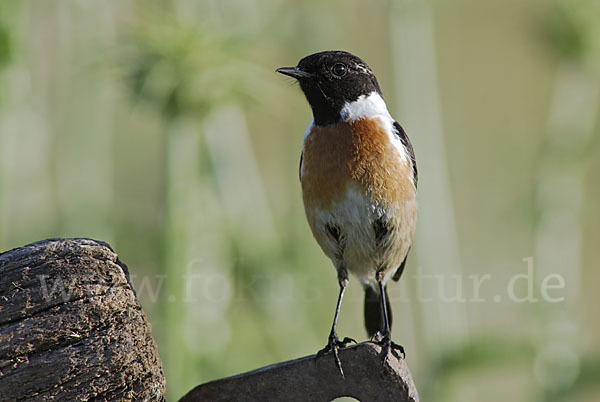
[276, 50, 382, 126]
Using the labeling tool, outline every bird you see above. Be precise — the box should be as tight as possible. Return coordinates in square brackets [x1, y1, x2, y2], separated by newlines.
[276, 50, 417, 375]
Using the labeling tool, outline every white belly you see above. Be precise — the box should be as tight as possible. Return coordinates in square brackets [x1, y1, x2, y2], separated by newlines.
[306, 185, 417, 287]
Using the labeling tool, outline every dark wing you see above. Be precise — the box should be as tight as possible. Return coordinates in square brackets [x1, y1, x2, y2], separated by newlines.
[299, 152, 303, 182]
[392, 249, 410, 281]
[392, 121, 418, 189]
[391, 121, 416, 281]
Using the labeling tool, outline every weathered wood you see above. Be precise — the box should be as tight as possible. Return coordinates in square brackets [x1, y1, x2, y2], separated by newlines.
[180, 342, 419, 402]
[0, 238, 165, 401]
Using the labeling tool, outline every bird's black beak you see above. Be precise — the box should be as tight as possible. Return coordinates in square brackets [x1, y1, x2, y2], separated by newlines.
[276, 66, 313, 80]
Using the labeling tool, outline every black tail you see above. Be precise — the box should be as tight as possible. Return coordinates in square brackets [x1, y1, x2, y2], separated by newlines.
[364, 285, 393, 338]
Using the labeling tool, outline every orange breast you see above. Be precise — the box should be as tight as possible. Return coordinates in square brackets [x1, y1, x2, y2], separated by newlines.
[301, 118, 415, 209]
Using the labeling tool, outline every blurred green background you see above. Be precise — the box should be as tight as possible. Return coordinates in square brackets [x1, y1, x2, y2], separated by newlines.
[1, 0, 599, 401]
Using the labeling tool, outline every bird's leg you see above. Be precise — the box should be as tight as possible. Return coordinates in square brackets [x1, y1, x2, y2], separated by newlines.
[377, 275, 405, 362]
[317, 271, 355, 377]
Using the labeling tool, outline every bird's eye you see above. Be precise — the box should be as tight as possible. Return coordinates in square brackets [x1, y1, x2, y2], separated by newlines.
[332, 63, 347, 77]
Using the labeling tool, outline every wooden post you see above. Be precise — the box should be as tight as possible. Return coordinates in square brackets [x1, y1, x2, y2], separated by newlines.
[0, 238, 166, 401]
[180, 342, 419, 402]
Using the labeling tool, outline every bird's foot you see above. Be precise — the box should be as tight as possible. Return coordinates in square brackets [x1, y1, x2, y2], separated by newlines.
[316, 333, 356, 378]
[373, 331, 405, 363]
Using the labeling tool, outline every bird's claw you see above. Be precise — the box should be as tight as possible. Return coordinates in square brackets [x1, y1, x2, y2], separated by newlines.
[338, 336, 357, 347]
[316, 334, 356, 378]
[378, 334, 405, 363]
